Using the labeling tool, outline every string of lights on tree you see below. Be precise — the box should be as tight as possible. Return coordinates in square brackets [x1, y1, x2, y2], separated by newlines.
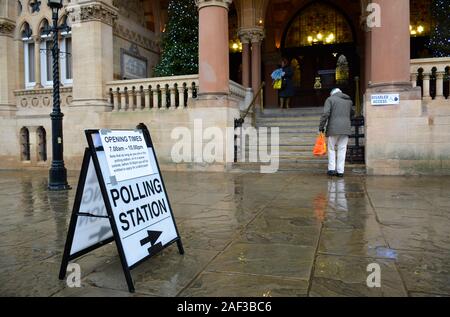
[154, 0, 199, 76]
[429, 0, 450, 57]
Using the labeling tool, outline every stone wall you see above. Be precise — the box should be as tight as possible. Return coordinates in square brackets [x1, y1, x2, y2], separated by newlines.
[112, 13, 160, 80]
[365, 88, 450, 175]
[0, 104, 240, 172]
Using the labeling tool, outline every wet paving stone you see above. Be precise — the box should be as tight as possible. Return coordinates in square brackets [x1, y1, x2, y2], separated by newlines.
[180, 272, 309, 297]
[310, 255, 407, 297]
[0, 261, 67, 296]
[178, 217, 241, 252]
[53, 285, 141, 297]
[206, 242, 315, 280]
[0, 170, 450, 296]
[83, 246, 217, 296]
[319, 227, 388, 258]
[239, 214, 320, 247]
[395, 250, 450, 295]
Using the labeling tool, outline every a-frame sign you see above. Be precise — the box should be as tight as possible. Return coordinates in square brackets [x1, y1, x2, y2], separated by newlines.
[59, 123, 184, 293]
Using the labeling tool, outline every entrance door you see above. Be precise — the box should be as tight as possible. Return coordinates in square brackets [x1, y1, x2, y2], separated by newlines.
[284, 43, 359, 107]
[281, 1, 360, 107]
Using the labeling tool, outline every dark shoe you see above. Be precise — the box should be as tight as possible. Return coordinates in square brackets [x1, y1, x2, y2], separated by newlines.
[337, 173, 344, 178]
[327, 170, 337, 177]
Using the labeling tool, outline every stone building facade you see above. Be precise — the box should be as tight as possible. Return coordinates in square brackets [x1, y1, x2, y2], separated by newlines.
[0, 0, 449, 175]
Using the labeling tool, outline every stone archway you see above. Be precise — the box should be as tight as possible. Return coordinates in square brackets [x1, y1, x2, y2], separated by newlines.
[262, 0, 364, 108]
[20, 127, 30, 161]
[37, 126, 47, 162]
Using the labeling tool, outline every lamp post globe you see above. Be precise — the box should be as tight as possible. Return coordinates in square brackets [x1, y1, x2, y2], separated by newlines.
[47, 0, 70, 191]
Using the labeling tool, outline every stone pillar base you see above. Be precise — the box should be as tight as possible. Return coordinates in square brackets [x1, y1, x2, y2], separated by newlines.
[363, 84, 446, 176]
[69, 99, 113, 112]
[0, 104, 17, 118]
[192, 94, 239, 109]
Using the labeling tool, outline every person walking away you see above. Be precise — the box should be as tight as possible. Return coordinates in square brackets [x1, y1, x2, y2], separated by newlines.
[319, 88, 354, 177]
[279, 58, 294, 109]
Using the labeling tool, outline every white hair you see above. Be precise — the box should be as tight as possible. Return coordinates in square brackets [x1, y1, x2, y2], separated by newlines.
[330, 88, 342, 96]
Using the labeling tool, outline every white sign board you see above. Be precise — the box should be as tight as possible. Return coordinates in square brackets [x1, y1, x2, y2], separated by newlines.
[97, 148, 178, 267]
[100, 130, 153, 184]
[371, 94, 400, 106]
[70, 157, 113, 256]
[60, 128, 183, 293]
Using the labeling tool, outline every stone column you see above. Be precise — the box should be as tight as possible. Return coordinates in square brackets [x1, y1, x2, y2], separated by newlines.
[436, 72, 445, 100]
[196, 0, 232, 96]
[67, 0, 117, 111]
[263, 51, 281, 108]
[0, 18, 17, 117]
[250, 28, 264, 106]
[363, 24, 372, 90]
[33, 35, 43, 88]
[364, 0, 423, 176]
[422, 74, 431, 100]
[238, 29, 251, 88]
[369, 0, 411, 88]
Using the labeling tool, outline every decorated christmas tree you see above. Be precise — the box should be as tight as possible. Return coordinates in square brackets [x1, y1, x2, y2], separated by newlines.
[429, 0, 450, 57]
[154, 0, 199, 76]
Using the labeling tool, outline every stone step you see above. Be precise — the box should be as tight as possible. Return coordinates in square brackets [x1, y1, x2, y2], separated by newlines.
[261, 108, 323, 115]
[232, 162, 366, 174]
[256, 121, 320, 128]
[265, 126, 319, 133]
[256, 115, 322, 122]
[241, 107, 335, 170]
[244, 145, 314, 153]
[257, 136, 319, 144]
[256, 112, 322, 120]
[239, 151, 327, 162]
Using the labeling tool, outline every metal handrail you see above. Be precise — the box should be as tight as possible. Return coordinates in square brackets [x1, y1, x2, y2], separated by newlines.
[236, 82, 265, 125]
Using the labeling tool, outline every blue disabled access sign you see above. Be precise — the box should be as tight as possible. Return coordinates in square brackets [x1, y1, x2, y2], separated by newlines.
[371, 93, 400, 106]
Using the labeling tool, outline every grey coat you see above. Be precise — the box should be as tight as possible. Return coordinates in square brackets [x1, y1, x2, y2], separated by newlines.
[319, 92, 354, 137]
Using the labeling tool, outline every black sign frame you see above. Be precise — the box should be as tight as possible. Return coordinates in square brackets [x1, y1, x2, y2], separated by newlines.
[59, 124, 184, 293]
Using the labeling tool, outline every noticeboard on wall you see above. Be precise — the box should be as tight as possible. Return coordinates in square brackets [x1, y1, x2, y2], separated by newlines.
[120, 44, 148, 80]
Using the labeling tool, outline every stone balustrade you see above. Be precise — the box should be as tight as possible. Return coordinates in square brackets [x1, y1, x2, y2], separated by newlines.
[229, 80, 253, 111]
[106, 76, 249, 112]
[411, 57, 450, 100]
[229, 80, 247, 100]
[14, 87, 73, 113]
[106, 75, 199, 111]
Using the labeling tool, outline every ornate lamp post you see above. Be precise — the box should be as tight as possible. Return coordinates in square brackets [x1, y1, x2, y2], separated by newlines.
[47, 0, 70, 191]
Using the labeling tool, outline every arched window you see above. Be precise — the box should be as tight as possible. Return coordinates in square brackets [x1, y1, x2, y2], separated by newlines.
[20, 127, 31, 161]
[17, 0, 23, 16]
[60, 15, 73, 85]
[37, 127, 47, 162]
[40, 19, 53, 87]
[21, 23, 35, 88]
[284, 2, 353, 48]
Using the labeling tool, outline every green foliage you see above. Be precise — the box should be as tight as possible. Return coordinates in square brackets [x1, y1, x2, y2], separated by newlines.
[429, 0, 450, 57]
[154, 0, 199, 76]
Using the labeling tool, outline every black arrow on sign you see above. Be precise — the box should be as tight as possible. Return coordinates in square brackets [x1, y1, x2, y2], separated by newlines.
[140, 230, 164, 256]
[89, 226, 112, 241]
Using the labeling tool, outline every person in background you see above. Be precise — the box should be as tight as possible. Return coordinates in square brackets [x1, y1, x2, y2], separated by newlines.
[279, 58, 294, 109]
[319, 88, 354, 177]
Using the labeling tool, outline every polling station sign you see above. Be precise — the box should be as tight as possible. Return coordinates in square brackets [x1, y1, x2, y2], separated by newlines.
[59, 124, 184, 293]
[100, 129, 153, 184]
[371, 94, 400, 106]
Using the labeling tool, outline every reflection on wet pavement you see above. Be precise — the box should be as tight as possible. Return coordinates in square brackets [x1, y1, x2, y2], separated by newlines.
[0, 170, 449, 297]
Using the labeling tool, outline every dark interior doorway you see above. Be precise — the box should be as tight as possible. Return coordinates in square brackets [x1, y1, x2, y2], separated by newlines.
[279, 1, 360, 107]
[282, 43, 359, 107]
